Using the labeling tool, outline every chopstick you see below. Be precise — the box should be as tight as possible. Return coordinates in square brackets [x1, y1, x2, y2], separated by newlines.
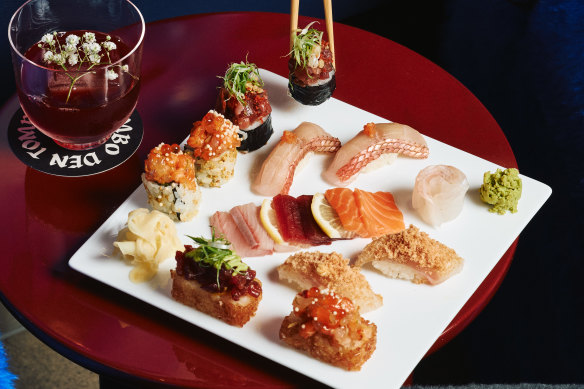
[290, 0, 299, 51]
[289, 0, 336, 68]
[323, 0, 335, 68]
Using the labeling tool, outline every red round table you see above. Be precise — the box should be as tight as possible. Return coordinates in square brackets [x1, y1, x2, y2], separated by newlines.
[0, 12, 517, 388]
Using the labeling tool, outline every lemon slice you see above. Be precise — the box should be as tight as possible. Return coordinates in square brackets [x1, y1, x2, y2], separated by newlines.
[311, 192, 356, 239]
[260, 199, 284, 244]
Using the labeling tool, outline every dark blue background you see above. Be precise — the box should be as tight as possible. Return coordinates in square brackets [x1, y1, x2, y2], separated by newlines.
[2, 0, 583, 385]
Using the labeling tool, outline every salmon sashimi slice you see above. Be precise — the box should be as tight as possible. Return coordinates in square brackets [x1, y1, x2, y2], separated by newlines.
[324, 188, 405, 238]
[324, 188, 369, 237]
[354, 189, 405, 237]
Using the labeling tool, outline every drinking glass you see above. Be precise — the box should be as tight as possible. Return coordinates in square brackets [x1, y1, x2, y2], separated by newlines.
[9, 0, 145, 150]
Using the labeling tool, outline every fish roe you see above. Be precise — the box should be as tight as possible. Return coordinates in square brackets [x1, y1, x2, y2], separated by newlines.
[363, 122, 376, 137]
[293, 287, 355, 338]
[280, 130, 298, 144]
[144, 143, 197, 191]
[187, 110, 241, 160]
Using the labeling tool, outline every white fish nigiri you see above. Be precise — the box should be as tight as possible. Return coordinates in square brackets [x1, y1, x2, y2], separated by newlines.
[252, 122, 340, 196]
[412, 165, 469, 227]
[322, 122, 429, 187]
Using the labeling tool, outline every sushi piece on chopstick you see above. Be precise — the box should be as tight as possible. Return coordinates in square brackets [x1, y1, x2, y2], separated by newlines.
[141, 143, 201, 222]
[251, 122, 340, 196]
[288, 21, 336, 105]
[322, 122, 429, 187]
[186, 110, 240, 187]
[215, 60, 273, 152]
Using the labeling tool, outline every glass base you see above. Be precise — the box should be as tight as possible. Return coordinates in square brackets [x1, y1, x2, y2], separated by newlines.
[53, 134, 112, 150]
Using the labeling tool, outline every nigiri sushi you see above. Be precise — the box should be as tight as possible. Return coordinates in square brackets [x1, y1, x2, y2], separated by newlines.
[354, 225, 464, 285]
[412, 165, 469, 227]
[141, 143, 201, 222]
[288, 22, 336, 106]
[215, 60, 273, 152]
[186, 110, 240, 187]
[322, 122, 429, 187]
[277, 251, 383, 313]
[251, 122, 340, 196]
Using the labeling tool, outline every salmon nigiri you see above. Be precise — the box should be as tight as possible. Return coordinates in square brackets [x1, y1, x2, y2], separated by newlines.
[325, 188, 405, 238]
[252, 122, 341, 196]
[323, 122, 429, 187]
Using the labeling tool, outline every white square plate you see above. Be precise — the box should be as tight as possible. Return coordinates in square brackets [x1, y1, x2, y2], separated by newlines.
[69, 70, 551, 389]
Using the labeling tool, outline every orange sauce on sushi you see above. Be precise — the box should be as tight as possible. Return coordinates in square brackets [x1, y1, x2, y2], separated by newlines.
[187, 110, 241, 160]
[144, 143, 197, 190]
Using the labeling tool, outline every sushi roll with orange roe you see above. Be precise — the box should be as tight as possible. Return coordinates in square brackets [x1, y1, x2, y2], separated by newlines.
[141, 143, 201, 222]
[288, 22, 336, 106]
[216, 60, 273, 152]
[186, 110, 241, 187]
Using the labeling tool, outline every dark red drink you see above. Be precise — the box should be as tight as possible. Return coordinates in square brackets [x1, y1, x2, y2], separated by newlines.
[18, 30, 141, 149]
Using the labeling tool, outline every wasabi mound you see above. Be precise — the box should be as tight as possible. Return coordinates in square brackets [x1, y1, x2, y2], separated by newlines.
[479, 168, 522, 214]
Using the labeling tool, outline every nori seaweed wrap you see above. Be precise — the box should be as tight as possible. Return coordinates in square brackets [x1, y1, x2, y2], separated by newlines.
[238, 114, 273, 152]
[288, 73, 336, 106]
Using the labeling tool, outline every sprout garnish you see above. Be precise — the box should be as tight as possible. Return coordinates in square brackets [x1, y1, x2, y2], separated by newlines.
[220, 60, 264, 105]
[290, 21, 323, 69]
[185, 231, 249, 289]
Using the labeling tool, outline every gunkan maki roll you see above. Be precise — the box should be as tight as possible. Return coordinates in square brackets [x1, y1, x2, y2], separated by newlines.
[216, 60, 273, 153]
[288, 22, 336, 106]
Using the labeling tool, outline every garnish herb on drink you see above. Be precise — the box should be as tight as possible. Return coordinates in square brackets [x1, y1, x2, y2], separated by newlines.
[36, 31, 134, 103]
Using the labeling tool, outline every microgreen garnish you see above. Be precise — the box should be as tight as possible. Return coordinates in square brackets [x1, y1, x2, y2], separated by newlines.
[37, 31, 134, 103]
[220, 60, 264, 105]
[290, 21, 323, 69]
[184, 232, 249, 289]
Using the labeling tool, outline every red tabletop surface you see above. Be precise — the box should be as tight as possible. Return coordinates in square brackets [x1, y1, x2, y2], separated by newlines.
[0, 12, 518, 387]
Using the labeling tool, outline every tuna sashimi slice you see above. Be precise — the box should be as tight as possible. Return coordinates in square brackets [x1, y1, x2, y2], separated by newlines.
[354, 189, 405, 237]
[209, 211, 271, 257]
[272, 194, 333, 246]
[296, 195, 333, 246]
[324, 188, 369, 237]
[272, 194, 306, 245]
